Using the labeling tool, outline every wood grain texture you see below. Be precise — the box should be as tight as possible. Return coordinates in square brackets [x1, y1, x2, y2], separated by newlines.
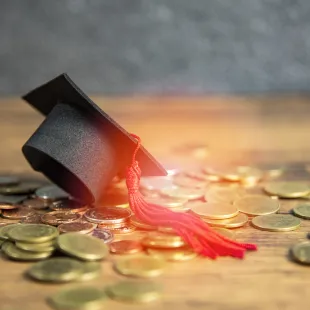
[0, 96, 310, 310]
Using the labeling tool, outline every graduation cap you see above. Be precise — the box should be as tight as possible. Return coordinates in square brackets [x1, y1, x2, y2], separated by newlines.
[21, 73, 257, 260]
[22, 73, 166, 204]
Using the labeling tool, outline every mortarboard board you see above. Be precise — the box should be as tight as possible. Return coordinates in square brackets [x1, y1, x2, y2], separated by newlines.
[22, 73, 166, 204]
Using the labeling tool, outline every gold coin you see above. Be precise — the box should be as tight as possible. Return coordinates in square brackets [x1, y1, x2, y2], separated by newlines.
[83, 207, 131, 225]
[263, 181, 310, 198]
[144, 196, 187, 209]
[205, 186, 245, 203]
[79, 261, 101, 281]
[57, 232, 109, 261]
[130, 215, 157, 230]
[160, 187, 205, 200]
[203, 165, 240, 181]
[190, 201, 239, 219]
[2, 206, 34, 220]
[48, 286, 107, 309]
[2, 241, 53, 261]
[184, 169, 221, 182]
[0, 203, 19, 210]
[147, 247, 197, 261]
[106, 280, 162, 303]
[114, 255, 165, 278]
[7, 224, 59, 243]
[292, 204, 310, 220]
[157, 226, 176, 234]
[141, 232, 186, 248]
[110, 240, 143, 254]
[172, 175, 207, 189]
[251, 214, 301, 232]
[291, 241, 310, 264]
[15, 239, 56, 252]
[212, 227, 236, 239]
[27, 257, 84, 282]
[58, 222, 97, 234]
[41, 211, 82, 226]
[107, 223, 136, 234]
[234, 195, 280, 216]
[0, 223, 20, 240]
[202, 213, 249, 228]
[237, 166, 263, 185]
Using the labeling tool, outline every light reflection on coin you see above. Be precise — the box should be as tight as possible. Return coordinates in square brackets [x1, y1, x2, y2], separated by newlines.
[190, 201, 239, 219]
[130, 215, 157, 230]
[146, 247, 197, 262]
[35, 185, 70, 201]
[173, 175, 207, 189]
[202, 213, 248, 228]
[50, 199, 87, 213]
[234, 195, 280, 216]
[160, 187, 205, 200]
[142, 232, 186, 249]
[84, 207, 131, 225]
[205, 186, 245, 203]
[144, 196, 187, 209]
[140, 176, 174, 192]
[251, 214, 301, 232]
[184, 169, 221, 182]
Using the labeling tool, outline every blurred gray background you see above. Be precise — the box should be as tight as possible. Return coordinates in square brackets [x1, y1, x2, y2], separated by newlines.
[1, 0, 310, 95]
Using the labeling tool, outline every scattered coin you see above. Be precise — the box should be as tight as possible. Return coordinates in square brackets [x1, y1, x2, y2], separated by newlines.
[212, 227, 236, 239]
[92, 228, 114, 243]
[190, 202, 239, 219]
[2, 207, 34, 220]
[47, 286, 107, 309]
[50, 199, 88, 213]
[202, 213, 249, 228]
[57, 232, 109, 261]
[251, 214, 301, 232]
[184, 169, 221, 182]
[0, 182, 42, 195]
[173, 175, 207, 189]
[27, 257, 84, 282]
[114, 255, 165, 278]
[160, 187, 205, 200]
[0, 203, 19, 210]
[110, 240, 143, 255]
[142, 232, 186, 249]
[291, 241, 310, 264]
[35, 185, 70, 201]
[79, 262, 101, 281]
[292, 204, 310, 220]
[84, 207, 131, 225]
[0, 223, 21, 240]
[15, 240, 56, 252]
[130, 215, 157, 230]
[257, 163, 284, 179]
[20, 213, 43, 224]
[0, 175, 20, 186]
[2, 241, 53, 261]
[205, 186, 245, 203]
[140, 176, 174, 192]
[237, 166, 263, 185]
[22, 198, 49, 210]
[146, 247, 197, 262]
[58, 222, 97, 234]
[0, 217, 20, 225]
[263, 181, 310, 198]
[7, 224, 59, 243]
[107, 223, 136, 234]
[97, 221, 128, 229]
[203, 165, 241, 182]
[144, 196, 187, 209]
[0, 194, 28, 205]
[106, 280, 162, 303]
[41, 211, 81, 226]
[234, 195, 280, 216]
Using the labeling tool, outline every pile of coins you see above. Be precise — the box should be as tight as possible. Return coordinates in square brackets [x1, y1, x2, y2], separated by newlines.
[1, 164, 310, 309]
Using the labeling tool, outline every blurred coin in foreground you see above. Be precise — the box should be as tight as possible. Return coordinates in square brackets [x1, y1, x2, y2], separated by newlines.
[190, 201, 239, 219]
[92, 228, 114, 244]
[291, 241, 310, 265]
[110, 240, 143, 255]
[106, 280, 161, 303]
[161, 187, 205, 200]
[35, 185, 70, 201]
[202, 213, 248, 229]
[142, 232, 186, 249]
[146, 247, 197, 262]
[114, 255, 165, 278]
[292, 203, 310, 220]
[41, 211, 81, 226]
[47, 286, 106, 309]
[251, 214, 300, 232]
[263, 181, 310, 198]
[212, 227, 236, 239]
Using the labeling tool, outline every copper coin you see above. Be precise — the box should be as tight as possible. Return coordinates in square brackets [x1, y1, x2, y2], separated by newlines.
[2, 207, 34, 220]
[98, 222, 128, 229]
[21, 213, 43, 224]
[110, 240, 143, 254]
[41, 211, 81, 226]
[130, 215, 157, 230]
[58, 222, 97, 234]
[50, 199, 88, 213]
[23, 198, 50, 210]
[84, 207, 131, 224]
[0, 203, 19, 210]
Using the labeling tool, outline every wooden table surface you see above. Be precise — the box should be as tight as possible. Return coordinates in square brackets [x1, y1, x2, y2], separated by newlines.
[1, 96, 310, 310]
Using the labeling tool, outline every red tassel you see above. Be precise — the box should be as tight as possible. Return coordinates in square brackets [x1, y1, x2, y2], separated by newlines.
[126, 134, 257, 259]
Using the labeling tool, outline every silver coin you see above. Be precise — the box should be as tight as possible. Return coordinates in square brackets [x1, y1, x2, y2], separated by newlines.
[140, 176, 175, 192]
[0, 194, 28, 204]
[84, 208, 131, 224]
[35, 185, 70, 201]
[92, 228, 114, 243]
[0, 182, 42, 195]
[0, 176, 19, 186]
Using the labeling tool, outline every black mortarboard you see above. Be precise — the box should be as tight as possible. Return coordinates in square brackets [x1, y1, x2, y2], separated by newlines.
[22, 74, 166, 204]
